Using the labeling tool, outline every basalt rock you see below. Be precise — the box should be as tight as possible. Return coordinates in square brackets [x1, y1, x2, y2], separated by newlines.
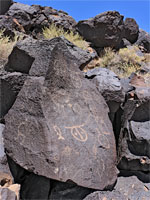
[5, 36, 95, 76]
[3, 41, 118, 191]
[0, 2, 76, 38]
[0, 71, 26, 118]
[135, 29, 150, 53]
[83, 191, 127, 200]
[76, 11, 124, 49]
[0, 0, 12, 15]
[124, 18, 139, 44]
[85, 67, 125, 124]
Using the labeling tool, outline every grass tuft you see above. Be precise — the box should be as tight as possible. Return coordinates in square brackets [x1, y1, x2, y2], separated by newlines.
[42, 24, 89, 50]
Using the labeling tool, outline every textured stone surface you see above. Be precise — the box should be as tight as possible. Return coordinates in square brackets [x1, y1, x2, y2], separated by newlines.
[76, 11, 124, 49]
[115, 176, 150, 199]
[85, 67, 125, 123]
[3, 42, 117, 190]
[5, 37, 95, 76]
[0, 0, 12, 15]
[124, 18, 139, 43]
[0, 2, 76, 38]
[83, 191, 127, 200]
[0, 71, 26, 118]
[135, 29, 150, 53]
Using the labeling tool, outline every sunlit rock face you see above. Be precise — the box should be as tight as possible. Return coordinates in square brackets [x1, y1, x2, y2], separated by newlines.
[3, 41, 117, 190]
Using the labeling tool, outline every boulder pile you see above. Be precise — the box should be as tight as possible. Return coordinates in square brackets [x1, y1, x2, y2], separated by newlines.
[0, 2, 150, 200]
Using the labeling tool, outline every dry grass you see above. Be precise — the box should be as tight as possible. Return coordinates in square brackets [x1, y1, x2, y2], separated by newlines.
[85, 46, 146, 77]
[43, 24, 89, 50]
[0, 30, 18, 67]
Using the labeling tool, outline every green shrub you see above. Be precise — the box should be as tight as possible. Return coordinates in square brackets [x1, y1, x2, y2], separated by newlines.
[42, 24, 89, 50]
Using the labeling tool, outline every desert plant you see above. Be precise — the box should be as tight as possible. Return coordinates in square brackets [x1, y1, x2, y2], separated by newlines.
[43, 24, 89, 50]
[0, 30, 18, 66]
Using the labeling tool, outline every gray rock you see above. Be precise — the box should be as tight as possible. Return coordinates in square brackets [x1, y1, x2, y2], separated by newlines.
[76, 11, 124, 49]
[0, 71, 26, 118]
[83, 191, 127, 200]
[3, 41, 118, 190]
[124, 18, 139, 44]
[85, 67, 125, 122]
[114, 176, 150, 200]
[5, 37, 95, 76]
[0, 124, 5, 158]
[135, 29, 150, 53]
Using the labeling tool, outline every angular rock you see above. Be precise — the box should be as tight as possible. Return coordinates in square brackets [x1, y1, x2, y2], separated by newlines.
[0, 71, 26, 118]
[5, 37, 95, 76]
[76, 11, 124, 49]
[135, 29, 150, 53]
[85, 67, 125, 123]
[3, 42, 118, 190]
[0, 124, 5, 158]
[114, 176, 150, 199]
[83, 191, 127, 200]
[0, 2, 76, 38]
[124, 18, 139, 44]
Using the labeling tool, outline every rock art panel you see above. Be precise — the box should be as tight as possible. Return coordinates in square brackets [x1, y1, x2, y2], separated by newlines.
[3, 42, 117, 190]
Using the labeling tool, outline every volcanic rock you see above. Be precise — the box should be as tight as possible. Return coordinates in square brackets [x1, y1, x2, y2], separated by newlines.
[0, 71, 26, 118]
[0, 2, 76, 38]
[0, 0, 12, 15]
[5, 36, 95, 76]
[76, 11, 124, 49]
[0, 184, 20, 200]
[85, 67, 125, 123]
[124, 18, 139, 44]
[3, 41, 118, 190]
[135, 29, 150, 53]
[83, 191, 127, 200]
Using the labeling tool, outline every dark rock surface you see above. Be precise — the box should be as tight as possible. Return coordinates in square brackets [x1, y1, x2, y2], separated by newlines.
[124, 18, 139, 44]
[3, 41, 117, 190]
[83, 190, 127, 200]
[0, 0, 12, 15]
[0, 2, 76, 38]
[0, 71, 26, 118]
[76, 11, 124, 49]
[135, 29, 150, 53]
[5, 36, 95, 76]
[85, 67, 125, 125]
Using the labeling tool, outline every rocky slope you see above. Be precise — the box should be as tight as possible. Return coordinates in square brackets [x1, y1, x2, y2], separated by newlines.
[0, 2, 150, 200]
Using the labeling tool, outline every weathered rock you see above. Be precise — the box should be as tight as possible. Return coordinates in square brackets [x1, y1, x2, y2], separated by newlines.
[3, 42, 118, 190]
[135, 29, 150, 53]
[0, 71, 26, 118]
[114, 176, 150, 199]
[5, 36, 95, 76]
[0, 124, 5, 158]
[0, 2, 76, 38]
[83, 191, 127, 200]
[0, 0, 12, 15]
[76, 11, 124, 49]
[124, 18, 139, 44]
[0, 184, 20, 200]
[85, 67, 125, 123]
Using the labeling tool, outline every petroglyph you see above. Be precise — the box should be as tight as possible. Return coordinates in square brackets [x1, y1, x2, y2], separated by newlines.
[62, 146, 72, 156]
[53, 126, 65, 140]
[65, 125, 88, 142]
[71, 72, 82, 89]
[97, 128, 110, 149]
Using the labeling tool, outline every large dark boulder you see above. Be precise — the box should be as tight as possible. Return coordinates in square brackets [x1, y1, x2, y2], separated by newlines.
[124, 18, 139, 44]
[0, 2, 76, 38]
[5, 36, 95, 76]
[3, 41, 118, 191]
[135, 29, 150, 53]
[76, 11, 124, 49]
